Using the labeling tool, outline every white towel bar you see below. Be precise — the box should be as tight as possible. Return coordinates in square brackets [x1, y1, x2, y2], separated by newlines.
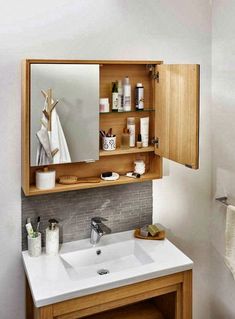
[216, 197, 230, 206]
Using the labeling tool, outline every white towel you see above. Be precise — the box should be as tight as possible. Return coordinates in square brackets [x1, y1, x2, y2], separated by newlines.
[49, 108, 71, 164]
[36, 96, 71, 165]
[224, 205, 235, 279]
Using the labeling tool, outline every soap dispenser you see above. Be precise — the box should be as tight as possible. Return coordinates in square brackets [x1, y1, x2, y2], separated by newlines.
[46, 219, 59, 255]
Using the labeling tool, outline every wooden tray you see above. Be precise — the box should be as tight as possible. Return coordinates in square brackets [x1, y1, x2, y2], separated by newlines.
[134, 228, 165, 240]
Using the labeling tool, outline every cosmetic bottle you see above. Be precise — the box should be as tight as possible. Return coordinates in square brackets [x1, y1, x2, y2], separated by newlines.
[46, 219, 59, 255]
[99, 98, 109, 113]
[117, 80, 123, 112]
[140, 117, 149, 147]
[127, 117, 135, 147]
[135, 83, 144, 110]
[112, 81, 118, 112]
[123, 76, 131, 111]
[136, 134, 142, 148]
[121, 128, 130, 149]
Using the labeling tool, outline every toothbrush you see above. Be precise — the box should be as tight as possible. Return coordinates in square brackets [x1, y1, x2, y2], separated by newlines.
[36, 216, 40, 233]
[25, 221, 34, 238]
[99, 130, 106, 137]
[107, 128, 112, 137]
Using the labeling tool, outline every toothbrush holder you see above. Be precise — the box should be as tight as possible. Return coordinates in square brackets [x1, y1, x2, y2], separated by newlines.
[28, 232, 42, 257]
[102, 136, 116, 151]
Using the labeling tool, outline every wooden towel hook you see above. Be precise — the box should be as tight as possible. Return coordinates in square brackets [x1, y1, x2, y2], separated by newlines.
[41, 88, 59, 131]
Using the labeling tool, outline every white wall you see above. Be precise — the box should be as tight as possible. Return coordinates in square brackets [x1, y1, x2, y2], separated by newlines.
[0, 1, 211, 318]
[210, 1, 235, 318]
[152, 2, 212, 319]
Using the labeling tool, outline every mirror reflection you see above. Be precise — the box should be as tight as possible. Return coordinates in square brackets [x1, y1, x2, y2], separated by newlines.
[30, 63, 99, 166]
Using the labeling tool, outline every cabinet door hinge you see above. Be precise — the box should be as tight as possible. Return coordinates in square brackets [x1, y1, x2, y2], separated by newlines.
[153, 71, 159, 82]
[152, 137, 159, 148]
[146, 65, 159, 82]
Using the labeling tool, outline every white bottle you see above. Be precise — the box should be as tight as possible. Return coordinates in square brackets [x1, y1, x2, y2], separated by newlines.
[123, 76, 131, 111]
[127, 117, 135, 147]
[140, 117, 149, 147]
[117, 80, 123, 112]
[46, 219, 59, 255]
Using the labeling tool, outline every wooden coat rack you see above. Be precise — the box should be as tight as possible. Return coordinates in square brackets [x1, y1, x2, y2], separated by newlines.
[41, 88, 59, 132]
[40, 88, 59, 158]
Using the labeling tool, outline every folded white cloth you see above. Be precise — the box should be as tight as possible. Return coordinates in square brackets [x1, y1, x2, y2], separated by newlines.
[224, 205, 235, 279]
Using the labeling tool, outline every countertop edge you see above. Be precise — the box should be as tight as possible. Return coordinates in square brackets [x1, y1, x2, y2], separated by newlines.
[33, 262, 193, 307]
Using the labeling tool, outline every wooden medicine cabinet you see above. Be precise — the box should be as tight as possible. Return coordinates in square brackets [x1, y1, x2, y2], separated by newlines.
[22, 60, 200, 196]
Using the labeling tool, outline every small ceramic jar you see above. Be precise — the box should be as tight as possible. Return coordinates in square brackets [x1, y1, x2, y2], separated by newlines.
[102, 136, 116, 151]
[28, 232, 42, 257]
[134, 160, 145, 175]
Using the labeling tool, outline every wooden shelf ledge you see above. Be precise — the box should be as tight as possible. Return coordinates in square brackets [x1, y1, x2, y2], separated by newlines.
[100, 109, 155, 115]
[28, 172, 160, 196]
[85, 300, 164, 319]
[99, 146, 155, 157]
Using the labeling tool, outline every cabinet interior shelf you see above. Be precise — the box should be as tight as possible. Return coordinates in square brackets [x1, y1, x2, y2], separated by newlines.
[99, 146, 155, 157]
[28, 172, 160, 196]
[100, 109, 155, 115]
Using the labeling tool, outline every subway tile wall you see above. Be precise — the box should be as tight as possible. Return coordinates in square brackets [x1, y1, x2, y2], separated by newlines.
[21, 182, 152, 250]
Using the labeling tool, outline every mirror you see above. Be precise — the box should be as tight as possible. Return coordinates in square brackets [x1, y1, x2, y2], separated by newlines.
[30, 63, 99, 166]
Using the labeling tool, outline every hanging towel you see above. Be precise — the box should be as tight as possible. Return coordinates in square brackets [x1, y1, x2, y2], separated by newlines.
[49, 107, 71, 164]
[224, 205, 235, 279]
[36, 94, 71, 165]
[36, 126, 53, 165]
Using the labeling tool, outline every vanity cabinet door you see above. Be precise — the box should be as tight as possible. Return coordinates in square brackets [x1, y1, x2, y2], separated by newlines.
[154, 64, 200, 169]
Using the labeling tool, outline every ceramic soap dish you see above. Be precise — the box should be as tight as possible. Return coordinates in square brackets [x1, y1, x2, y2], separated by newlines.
[134, 228, 165, 240]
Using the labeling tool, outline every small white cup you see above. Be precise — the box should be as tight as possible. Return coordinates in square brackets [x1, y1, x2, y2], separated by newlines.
[102, 136, 116, 151]
[28, 232, 42, 257]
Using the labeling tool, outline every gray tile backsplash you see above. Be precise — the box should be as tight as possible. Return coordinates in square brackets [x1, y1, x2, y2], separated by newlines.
[21, 182, 152, 250]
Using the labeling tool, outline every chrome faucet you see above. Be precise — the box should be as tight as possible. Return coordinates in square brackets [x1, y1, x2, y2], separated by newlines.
[90, 217, 111, 246]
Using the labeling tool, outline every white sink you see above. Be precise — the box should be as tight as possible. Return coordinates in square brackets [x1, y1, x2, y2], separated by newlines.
[60, 240, 154, 281]
[22, 230, 193, 307]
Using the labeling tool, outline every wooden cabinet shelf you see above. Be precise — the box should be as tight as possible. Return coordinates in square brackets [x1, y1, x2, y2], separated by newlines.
[28, 172, 161, 196]
[100, 109, 155, 114]
[85, 300, 164, 319]
[99, 146, 155, 157]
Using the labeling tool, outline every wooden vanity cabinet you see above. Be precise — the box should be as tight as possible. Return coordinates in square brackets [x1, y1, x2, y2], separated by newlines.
[22, 60, 199, 196]
[27, 270, 192, 319]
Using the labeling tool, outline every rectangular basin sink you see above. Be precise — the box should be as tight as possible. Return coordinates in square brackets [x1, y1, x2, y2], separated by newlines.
[60, 240, 154, 281]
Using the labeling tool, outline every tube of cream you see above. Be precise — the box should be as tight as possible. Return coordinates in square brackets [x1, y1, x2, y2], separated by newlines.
[140, 117, 149, 147]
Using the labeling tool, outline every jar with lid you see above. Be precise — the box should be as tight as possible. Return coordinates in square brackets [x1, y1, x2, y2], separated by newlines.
[134, 160, 145, 175]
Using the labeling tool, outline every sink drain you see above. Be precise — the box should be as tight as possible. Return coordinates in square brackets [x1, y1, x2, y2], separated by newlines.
[97, 269, 110, 275]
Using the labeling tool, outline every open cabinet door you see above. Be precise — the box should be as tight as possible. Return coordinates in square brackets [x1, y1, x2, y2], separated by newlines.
[155, 64, 200, 169]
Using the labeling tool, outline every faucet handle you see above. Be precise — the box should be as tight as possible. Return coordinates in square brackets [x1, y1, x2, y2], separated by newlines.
[91, 217, 108, 224]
